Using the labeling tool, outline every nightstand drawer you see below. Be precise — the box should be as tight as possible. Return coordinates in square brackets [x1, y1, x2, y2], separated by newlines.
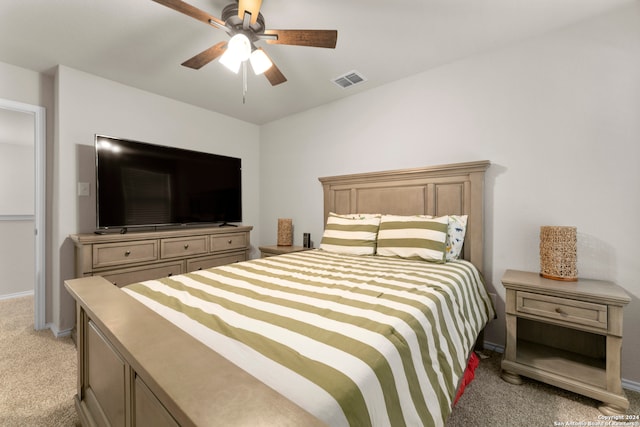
[516, 291, 607, 331]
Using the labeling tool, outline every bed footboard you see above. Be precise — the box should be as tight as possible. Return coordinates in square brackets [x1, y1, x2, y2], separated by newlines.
[65, 276, 325, 427]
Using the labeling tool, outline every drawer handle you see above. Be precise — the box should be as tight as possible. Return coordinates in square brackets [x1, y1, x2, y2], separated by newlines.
[168, 273, 173, 277]
[555, 307, 568, 316]
[124, 250, 131, 257]
[184, 244, 189, 249]
[228, 239, 232, 244]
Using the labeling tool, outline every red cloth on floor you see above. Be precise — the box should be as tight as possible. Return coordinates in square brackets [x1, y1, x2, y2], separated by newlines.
[454, 351, 480, 405]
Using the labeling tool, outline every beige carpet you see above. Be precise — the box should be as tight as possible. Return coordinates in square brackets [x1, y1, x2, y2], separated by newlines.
[1, 295, 638, 427]
[0, 295, 79, 427]
[447, 350, 640, 426]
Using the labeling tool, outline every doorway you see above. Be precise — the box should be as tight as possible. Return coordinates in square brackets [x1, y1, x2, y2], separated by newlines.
[0, 98, 46, 330]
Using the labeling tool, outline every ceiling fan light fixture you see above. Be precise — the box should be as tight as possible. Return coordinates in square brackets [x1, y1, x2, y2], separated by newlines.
[153, 0, 338, 88]
[249, 48, 272, 75]
[219, 33, 251, 73]
[219, 53, 241, 73]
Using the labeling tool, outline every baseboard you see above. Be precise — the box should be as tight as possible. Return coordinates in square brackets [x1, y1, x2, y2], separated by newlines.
[47, 322, 72, 338]
[482, 340, 504, 353]
[483, 340, 640, 393]
[0, 290, 34, 301]
[622, 378, 640, 393]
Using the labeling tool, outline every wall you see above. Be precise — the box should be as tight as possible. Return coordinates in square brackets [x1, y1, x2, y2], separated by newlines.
[259, 3, 640, 385]
[0, 61, 54, 307]
[53, 66, 261, 334]
[0, 140, 34, 297]
[0, 61, 52, 105]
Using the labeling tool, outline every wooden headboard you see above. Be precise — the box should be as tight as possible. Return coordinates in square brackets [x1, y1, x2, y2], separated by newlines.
[318, 160, 491, 273]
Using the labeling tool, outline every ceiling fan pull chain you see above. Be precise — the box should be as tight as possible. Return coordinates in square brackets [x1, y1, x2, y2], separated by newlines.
[242, 61, 248, 104]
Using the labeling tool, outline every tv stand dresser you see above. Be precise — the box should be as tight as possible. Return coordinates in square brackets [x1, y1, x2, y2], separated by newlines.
[71, 225, 252, 287]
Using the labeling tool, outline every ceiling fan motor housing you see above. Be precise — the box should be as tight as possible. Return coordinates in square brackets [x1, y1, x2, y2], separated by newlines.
[222, 3, 266, 36]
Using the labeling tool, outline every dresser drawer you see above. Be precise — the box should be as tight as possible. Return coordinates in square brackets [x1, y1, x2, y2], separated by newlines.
[210, 233, 247, 252]
[161, 236, 208, 259]
[516, 291, 608, 331]
[186, 253, 246, 272]
[93, 240, 158, 268]
[100, 261, 184, 288]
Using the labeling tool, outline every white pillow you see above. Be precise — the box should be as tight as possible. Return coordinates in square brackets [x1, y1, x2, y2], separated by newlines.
[319, 213, 381, 256]
[446, 215, 468, 261]
[376, 215, 449, 262]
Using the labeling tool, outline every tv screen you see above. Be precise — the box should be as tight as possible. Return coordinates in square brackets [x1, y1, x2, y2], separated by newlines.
[95, 135, 242, 230]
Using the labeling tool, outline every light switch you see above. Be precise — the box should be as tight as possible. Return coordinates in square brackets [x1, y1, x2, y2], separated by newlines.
[77, 182, 90, 197]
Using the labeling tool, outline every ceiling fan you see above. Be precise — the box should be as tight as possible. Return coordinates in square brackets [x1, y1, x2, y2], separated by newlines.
[152, 0, 338, 87]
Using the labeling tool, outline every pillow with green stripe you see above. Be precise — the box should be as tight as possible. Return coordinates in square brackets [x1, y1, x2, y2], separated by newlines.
[376, 215, 449, 262]
[329, 213, 381, 220]
[319, 213, 381, 255]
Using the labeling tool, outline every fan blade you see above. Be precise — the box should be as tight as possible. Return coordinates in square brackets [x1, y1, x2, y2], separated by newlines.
[152, 0, 225, 28]
[263, 29, 337, 48]
[238, 0, 262, 25]
[262, 55, 287, 86]
[181, 41, 228, 69]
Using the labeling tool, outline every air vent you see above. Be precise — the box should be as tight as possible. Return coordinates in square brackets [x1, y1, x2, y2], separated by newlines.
[332, 70, 367, 89]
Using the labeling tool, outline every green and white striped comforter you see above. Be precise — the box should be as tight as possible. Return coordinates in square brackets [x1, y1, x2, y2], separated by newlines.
[123, 250, 495, 427]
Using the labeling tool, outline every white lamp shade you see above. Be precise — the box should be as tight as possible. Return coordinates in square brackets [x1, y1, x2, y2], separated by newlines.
[219, 53, 241, 73]
[249, 48, 272, 75]
[219, 34, 251, 73]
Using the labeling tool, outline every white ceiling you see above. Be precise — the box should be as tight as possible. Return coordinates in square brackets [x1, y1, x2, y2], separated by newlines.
[0, 0, 631, 125]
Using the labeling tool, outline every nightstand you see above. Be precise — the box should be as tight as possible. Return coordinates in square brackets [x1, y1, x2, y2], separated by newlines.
[501, 269, 630, 415]
[258, 245, 312, 258]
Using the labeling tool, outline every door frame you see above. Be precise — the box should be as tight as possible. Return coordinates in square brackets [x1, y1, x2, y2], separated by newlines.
[0, 98, 46, 330]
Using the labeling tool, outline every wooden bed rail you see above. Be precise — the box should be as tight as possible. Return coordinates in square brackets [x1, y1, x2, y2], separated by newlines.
[65, 276, 325, 427]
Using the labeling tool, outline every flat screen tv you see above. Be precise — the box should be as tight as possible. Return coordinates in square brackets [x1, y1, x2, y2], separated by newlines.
[95, 134, 242, 230]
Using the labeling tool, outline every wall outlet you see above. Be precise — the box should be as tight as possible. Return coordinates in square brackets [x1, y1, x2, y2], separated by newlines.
[77, 182, 90, 197]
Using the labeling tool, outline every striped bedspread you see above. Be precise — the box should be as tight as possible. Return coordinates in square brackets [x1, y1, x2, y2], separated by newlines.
[123, 250, 495, 427]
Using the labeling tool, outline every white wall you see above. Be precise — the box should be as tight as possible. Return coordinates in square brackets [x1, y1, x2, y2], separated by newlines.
[0, 61, 54, 304]
[0, 113, 34, 215]
[53, 66, 261, 333]
[0, 142, 34, 297]
[0, 61, 51, 105]
[0, 221, 34, 297]
[260, 3, 640, 384]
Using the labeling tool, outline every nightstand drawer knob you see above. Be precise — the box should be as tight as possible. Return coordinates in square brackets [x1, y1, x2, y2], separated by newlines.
[184, 244, 189, 249]
[555, 307, 567, 316]
[124, 250, 131, 256]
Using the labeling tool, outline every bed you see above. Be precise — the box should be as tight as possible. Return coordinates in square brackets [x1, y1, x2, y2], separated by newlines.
[65, 160, 493, 427]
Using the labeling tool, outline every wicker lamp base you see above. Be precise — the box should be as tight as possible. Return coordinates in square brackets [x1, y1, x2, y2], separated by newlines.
[540, 226, 577, 282]
[277, 218, 293, 246]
